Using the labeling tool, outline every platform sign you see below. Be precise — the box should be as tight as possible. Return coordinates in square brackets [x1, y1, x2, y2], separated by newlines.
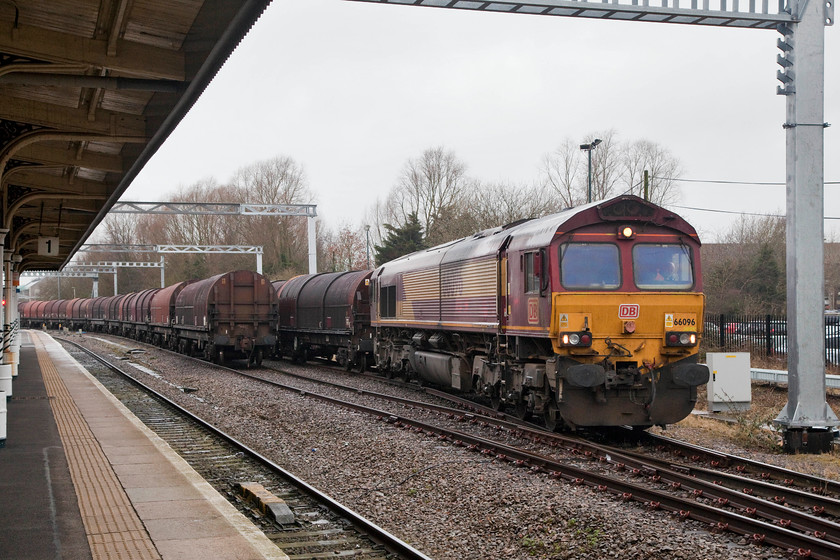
[38, 237, 60, 257]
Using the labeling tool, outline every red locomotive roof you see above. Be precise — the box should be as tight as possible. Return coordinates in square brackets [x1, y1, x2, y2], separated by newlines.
[377, 195, 699, 275]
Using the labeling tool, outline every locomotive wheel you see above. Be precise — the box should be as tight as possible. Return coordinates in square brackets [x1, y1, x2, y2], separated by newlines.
[514, 399, 532, 421]
[490, 394, 503, 412]
[253, 349, 263, 367]
[544, 399, 562, 432]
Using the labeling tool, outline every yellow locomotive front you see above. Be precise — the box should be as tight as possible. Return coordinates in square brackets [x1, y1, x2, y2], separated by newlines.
[540, 207, 709, 429]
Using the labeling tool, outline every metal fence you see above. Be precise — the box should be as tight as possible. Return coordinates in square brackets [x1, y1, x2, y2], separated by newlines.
[703, 314, 840, 365]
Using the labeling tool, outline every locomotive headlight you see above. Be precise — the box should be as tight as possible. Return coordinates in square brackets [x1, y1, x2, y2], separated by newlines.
[679, 333, 691, 345]
[569, 333, 581, 345]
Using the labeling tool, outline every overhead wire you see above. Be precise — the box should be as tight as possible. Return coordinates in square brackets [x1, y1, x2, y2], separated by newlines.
[647, 175, 840, 220]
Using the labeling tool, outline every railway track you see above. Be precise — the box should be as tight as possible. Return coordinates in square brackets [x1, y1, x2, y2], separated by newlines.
[65, 333, 840, 559]
[246, 361, 840, 559]
[58, 337, 432, 560]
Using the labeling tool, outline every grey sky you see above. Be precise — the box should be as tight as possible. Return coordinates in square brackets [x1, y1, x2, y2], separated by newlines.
[120, 0, 840, 242]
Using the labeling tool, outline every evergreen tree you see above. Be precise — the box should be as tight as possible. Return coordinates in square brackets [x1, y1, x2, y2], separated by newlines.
[374, 213, 426, 266]
[745, 243, 785, 313]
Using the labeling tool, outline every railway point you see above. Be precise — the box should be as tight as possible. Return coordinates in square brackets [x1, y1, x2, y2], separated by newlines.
[0, 330, 288, 560]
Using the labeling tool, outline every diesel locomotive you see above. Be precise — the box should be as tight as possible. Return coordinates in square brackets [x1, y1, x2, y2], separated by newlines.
[369, 195, 709, 430]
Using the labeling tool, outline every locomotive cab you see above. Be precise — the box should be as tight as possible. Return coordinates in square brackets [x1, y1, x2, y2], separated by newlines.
[502, 197, 709, 430]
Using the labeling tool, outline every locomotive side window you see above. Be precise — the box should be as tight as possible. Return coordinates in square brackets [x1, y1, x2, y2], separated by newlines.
[379, 285, 397, 317]
[524, 252, 540, 293]
[633, 244, 693, 290]
[559, 243, 620, 290]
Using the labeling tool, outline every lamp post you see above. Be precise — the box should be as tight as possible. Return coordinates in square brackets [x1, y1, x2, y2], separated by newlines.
[364, 225, 371, 269]
[579, 138, 602, 203]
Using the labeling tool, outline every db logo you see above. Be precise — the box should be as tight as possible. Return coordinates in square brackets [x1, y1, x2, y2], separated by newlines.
[527, 298, 539, 324]
[618, 304, 640, 320]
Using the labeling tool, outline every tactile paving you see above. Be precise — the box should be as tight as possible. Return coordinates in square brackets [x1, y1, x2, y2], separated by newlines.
[33, 334, 162, 559]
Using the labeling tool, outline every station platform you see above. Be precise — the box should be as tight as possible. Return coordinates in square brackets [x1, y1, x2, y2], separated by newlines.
[0, 330, 286, 560]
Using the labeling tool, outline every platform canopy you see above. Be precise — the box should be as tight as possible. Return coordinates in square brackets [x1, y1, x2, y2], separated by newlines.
[0, 0, 272, 272]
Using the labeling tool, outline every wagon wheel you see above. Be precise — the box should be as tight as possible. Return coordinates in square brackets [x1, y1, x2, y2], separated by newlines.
[253, 349, 263, 367]
[357, 353, 368, 374]
[343, 351, 353, 372]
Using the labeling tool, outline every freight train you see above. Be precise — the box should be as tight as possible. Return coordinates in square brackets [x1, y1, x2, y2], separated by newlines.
[20, 195, 709, 431]
[21, 270, 276, 366]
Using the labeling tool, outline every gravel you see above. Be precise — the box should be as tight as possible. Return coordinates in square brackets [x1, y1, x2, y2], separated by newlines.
[65, 332, 819, 560]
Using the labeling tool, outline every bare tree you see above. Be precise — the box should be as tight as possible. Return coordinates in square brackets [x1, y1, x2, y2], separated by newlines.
[468, 181, 557, 229]
[540, 138, 582, 208]
[540, 130, 682, 207]
[541, 130, 622, 205]
[319, 222, 368, 272]
[387, 147, 470, 244]
[588, 129, 623, 202]
[622, 139, 683, 206]
[231, 156, 314, 279]
[703, 213, 787, 314]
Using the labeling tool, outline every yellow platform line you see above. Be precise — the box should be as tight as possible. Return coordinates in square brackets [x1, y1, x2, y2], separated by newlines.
[33, 333, 162, 560]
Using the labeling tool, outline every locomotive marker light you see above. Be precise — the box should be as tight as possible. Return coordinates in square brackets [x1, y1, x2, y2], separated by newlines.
[561, 332, 592, 346]
[618, 226, 635, 239]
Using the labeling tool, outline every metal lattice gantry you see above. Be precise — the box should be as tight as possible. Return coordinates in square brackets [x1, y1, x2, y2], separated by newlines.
[77, 244, 265, 275]
[109, 202, 318, 274]
[65, 260, 164, 294]
[351, 0, 837, 451]
[348, 0, 812, 28]
[21, 268, 116, 298]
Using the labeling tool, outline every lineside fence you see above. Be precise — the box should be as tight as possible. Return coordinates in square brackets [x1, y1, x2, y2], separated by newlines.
[702, 314, 840, 366]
